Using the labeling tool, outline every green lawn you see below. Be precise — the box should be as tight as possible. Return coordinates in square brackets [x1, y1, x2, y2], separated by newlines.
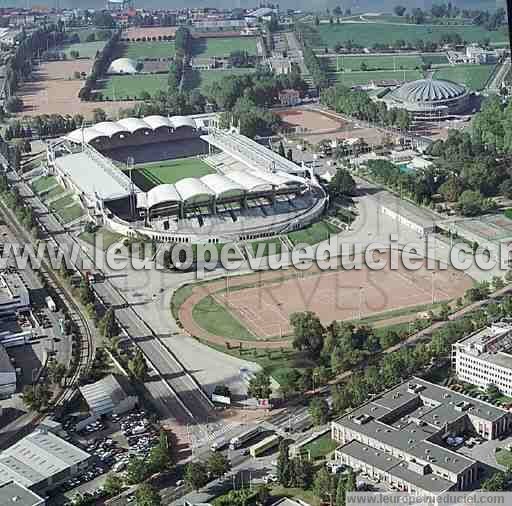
[78, 227, 124, 251]
[288, 221, 340, 246]
[270, 487, 321, 506]
[49, 194, 75, 211]
[421, 53, 449, 66]
[43, 185, 65, 202]
[184, 68, 255, 92]
[249, 238, 283, 257]
[329, 54, 423, 71]
[120, 41, 175, 59]
[100, 74, 168, 100]
[62, 41, 106, 58]
[192, 37, 258, 57]
[32, 176, 58, 195]
[301, 433, 338, 460]
[128, 158, 214, 190]
[330, 69, 423, 87]
[496, 448, 512, 468]
[433, 64, 496, 90]
[56, 204, 83, 223]
[192, 295, 256, 340]
[314, 23, 508, 48]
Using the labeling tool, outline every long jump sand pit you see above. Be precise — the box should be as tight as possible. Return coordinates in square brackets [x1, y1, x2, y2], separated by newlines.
[277, 108, 346, 132]
[180, 251, 473, 345]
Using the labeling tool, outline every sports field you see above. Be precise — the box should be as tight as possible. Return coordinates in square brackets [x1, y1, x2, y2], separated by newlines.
[127, 158, 214, 190]
[421, 53, 449, 66]
[433, 64, 495, 91]
[62, 40, 106, 58]
[330, 69, 423, 87]
[328, 54, 423, 72]
[192, 36, 258, 57]
[101, 74, 168, 100]
[120, 41, 175, 59]
[178, 251, 473, 342]
[314, 23, 508, 48]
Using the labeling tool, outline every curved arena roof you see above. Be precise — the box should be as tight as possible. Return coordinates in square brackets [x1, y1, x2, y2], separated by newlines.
[66, 115, 199, 144]
[108, 58, 138, 75]
[143, 170, 307, 210]
[391, 78, 467, 103]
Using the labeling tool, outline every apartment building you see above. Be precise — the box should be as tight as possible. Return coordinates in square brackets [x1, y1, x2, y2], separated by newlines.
[452, 321, 512, 397]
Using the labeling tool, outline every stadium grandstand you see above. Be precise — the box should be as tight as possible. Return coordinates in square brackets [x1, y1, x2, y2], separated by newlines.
[46, 114, 327, 243]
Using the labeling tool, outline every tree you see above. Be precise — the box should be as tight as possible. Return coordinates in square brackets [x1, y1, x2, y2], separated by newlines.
[500, 179, 512, 199]
[438, 303, 450, 321]
[184, 461, 209, 490]
[103, 473, 123, 497]
[207, 451, 231, 479]
[394, 5, 407, 16]
[278, 141, 286, 158]
[336, 474, 346, 506]
[482, 471, 507, 491]
[99, 308, 119, 339]
[313, 468, 337, 504]
[315, 16, 320, 26]
[486, 384, 501, 399]
[135, 483, 161, 506]
[92, 108, 107, 123]
[309, 397, 330, 425]
[277, 440, 291, 486]
[290, 311, 325, 358]
[256, 484, 270, 505]
[128, 349, 148, 381]
[248, 370, 272, 399]
[287, 148, 293, 161]
[126, 457, 150, 484]
[457, 190, 488, 217]
[330, 168, 356, 197]
[148, 431, 174, 471]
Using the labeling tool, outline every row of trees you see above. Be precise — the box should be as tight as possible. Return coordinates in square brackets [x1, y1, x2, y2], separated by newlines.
[321, 84, 411, 131]
[5, 113, 86, 140]
[184, 452, 231, 490]
[78, 29, 122, 101]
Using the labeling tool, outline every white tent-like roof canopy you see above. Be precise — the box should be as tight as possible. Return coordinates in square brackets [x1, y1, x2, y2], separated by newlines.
[66, 115, 199, 144]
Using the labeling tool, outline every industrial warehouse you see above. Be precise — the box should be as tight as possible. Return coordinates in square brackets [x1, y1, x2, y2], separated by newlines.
[46, 114, 327, 243]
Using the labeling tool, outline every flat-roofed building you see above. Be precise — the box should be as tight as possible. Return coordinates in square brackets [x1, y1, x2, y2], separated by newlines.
[332, 377, 511, 495]
[0, 481, 45, 506]
[0, 272, 30, 318]
[452, 320, 512, 397]
[0, 344, 16, 397]
[0, 429, 91, 494]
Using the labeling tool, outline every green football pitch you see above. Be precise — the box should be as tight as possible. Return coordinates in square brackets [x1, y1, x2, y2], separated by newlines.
[127, 158, 214, 191]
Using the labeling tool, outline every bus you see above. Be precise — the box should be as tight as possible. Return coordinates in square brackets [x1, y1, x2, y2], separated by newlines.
[249, 434, 280, 458]
[229, 427, 261, 450]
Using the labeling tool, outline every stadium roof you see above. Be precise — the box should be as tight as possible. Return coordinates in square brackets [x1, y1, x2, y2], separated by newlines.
[0, 430, 90, 489]
[54, 147, 137, 201]
[202, 129, 306, 176]
[80, 374, 134, 416]
[108, 57, 138, 74]
[139, 170, 306, 210]
[390, 78, 467, 103]
[66, 115, 199, 144]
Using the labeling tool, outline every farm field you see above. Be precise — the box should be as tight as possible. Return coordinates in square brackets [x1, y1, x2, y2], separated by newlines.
[184, 68, 255, 91]
[313, 23, 508, 48]
[326, 54, 423, 72]
[119, 41, 175, 59]
[62, 40, 106, 58]
[100, 74, 168, 100]
[127, 158, 214, 190]
[192, 36, 258, 57]
[433, 64, 496, 90]
[329, 69, 423, 87]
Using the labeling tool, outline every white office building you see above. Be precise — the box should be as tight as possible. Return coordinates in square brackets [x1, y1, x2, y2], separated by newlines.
[452, 320, 512, 396]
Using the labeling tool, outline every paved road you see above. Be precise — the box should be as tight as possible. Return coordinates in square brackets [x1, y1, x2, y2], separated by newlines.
[14, 172, 212, 428]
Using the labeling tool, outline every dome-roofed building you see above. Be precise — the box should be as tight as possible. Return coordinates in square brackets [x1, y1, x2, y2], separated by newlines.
[108, 58, 139, 75]
[384, 77, 471, 120]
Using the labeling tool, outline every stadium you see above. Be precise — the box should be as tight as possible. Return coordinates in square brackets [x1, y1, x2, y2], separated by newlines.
[382, 77, 471, 120]
[46, 113, 327, 243]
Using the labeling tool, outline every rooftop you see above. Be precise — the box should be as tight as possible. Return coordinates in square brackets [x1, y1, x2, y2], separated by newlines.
[0, 430, 90, 489]
[0, 272, 29, 308]
[80, 374, 134, 416]
[0, 345, 14, 375]
[0, 481, 44, 506]
[54, 146, 136, 202]
[340, 440, 454, 494]
[390, 78, 468, 104]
